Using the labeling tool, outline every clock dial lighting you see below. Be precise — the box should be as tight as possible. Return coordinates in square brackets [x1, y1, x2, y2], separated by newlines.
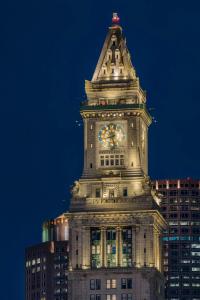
[98, 123, 125, 148]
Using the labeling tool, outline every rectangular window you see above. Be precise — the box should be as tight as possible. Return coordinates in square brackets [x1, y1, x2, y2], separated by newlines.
[90, 280, 95, 290]
[90, 279, 101, 290]
[91, 229, 101, 268]
[111, 279, 116, 289]
[121, 278, 132, 289]
[121, 295, 132, 300]
[96, 279, 101, 290]
[106, 295, 116, 300]
[106, 279, 116, 289]
[96, 189, 101, 198]
[99, 154, 125, 167]
[123, 188, 128, 197]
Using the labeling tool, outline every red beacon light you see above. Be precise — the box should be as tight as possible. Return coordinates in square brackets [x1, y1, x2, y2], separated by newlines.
[112, 12, 120, 24]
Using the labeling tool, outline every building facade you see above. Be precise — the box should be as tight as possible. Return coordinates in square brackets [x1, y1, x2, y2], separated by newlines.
[152, 178, 200, 300]
[25, 241, 69, 300]
[42, 214, 69, 243]
[25, 214, 69, 300]
[68, 14, 166, 300]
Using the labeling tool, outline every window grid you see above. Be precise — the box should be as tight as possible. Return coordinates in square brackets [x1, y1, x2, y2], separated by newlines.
[100, 154, 125, 167]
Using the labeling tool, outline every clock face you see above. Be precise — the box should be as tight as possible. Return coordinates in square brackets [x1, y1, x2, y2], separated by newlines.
[98, 123, 125, 148]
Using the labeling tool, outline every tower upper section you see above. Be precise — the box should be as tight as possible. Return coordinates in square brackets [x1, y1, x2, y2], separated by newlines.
[79, 13, 151, 182]
[70, 14, 160, 212]
[85, 13, 146, 107]
[92, 15, 136, 82]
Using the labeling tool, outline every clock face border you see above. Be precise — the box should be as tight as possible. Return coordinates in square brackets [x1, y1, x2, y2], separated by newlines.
[98, 123, 125, 149]
[96, 120, 127, 150]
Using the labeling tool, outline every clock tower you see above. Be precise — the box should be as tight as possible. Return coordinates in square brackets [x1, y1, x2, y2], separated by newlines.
[68, 14, 166, 300]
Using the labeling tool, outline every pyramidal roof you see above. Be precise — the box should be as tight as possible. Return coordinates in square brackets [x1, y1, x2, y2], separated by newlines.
[92, 13, 136, 83]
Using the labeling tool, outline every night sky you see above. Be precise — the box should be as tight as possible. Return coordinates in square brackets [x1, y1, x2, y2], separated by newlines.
[1, 0, 200, 299]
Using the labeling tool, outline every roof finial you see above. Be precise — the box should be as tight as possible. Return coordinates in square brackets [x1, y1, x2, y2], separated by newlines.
[112, 12, 120, 24]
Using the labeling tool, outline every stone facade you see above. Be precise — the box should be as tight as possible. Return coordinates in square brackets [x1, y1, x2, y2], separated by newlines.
[68, 13, 166, 300]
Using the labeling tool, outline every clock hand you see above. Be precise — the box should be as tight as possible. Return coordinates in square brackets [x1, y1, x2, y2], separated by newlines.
[107, 134, 115, 139]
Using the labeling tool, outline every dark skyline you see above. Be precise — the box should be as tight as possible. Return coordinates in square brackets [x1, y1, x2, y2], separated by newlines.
[1, 1, 200, 299]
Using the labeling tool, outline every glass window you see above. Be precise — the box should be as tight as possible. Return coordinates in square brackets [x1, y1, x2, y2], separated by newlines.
[96, 279, 101, 290]
[107, 295, 116, 300]
[127, 279, 132, 289]
[90, 280, 95, 290]
[121, 278, 132, 289]
[90, 279, 101, 290]
[111, 279, 116, 289]
[96, 189, 101, 198]
[107, 279, 116, 289]
[123, 188, 128, 197]
[121, 294, 132, 300]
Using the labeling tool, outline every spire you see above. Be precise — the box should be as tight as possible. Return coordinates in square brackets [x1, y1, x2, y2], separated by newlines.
[92, 13, 136, 82]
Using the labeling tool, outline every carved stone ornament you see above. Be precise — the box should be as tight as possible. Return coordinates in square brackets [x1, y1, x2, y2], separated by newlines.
[71, 180, 80, 196]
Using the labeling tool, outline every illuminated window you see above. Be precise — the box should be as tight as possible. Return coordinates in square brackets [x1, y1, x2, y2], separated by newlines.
[192, 244, 200, 248]
[191, 252, 200, 256]
[99, 154, 125, 167]
[192, 267, 200, 271]
[91, 229, 101, 268]
[37, 258, 40, 264]
[192, 283, 200, 287]
[106, 295, 116, 300]
[170, 283, 179, 287]
[106, 279, 116, 289]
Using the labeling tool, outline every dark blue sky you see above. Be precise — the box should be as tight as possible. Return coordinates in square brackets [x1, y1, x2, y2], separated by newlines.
[1, 0, 200, 299]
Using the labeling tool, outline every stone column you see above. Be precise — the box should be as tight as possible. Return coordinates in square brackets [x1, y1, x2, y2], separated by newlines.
[101, 227, 105, 267]
[154, 230, 159, 270]
[116, 227, 122, 267]
[135, 225, 141, 267]
[82, 227, 90, 269]
[132, 226, 136, 266]
[148, 225, 154, 267]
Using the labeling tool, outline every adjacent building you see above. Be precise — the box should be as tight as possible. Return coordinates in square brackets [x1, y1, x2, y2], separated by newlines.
[25, 214, 69, 300]
[67, 13, 166, 300]
[152, 178, 200, 300]
[42, 214, 69, 243]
